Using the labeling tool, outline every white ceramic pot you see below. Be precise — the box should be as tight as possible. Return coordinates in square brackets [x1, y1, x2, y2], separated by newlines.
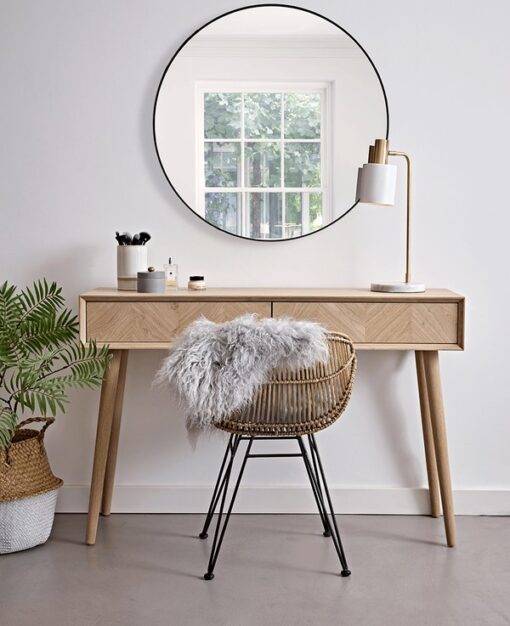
[117, 246, 148, 291]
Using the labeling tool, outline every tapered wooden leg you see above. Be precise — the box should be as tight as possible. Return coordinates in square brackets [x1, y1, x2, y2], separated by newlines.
[101, 350, 129, 516]
[415, 351, 441, 518]
[423, 351, 457, 547]
[85, 350, 123, 545]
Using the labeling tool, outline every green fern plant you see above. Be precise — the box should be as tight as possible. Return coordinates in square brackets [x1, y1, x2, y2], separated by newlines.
[0, 279, 110, 449]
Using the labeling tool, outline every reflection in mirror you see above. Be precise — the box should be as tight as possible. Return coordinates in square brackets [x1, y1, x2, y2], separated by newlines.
[154, 6, 388, 240]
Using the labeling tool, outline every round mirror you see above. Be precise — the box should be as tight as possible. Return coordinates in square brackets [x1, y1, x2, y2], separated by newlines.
[154, 5, 388, 241]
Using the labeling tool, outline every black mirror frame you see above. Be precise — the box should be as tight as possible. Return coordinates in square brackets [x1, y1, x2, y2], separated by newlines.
[153, 3, 390, 243]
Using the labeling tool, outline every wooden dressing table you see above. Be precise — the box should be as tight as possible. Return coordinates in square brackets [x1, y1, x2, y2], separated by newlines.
[79, 287, 465, 547]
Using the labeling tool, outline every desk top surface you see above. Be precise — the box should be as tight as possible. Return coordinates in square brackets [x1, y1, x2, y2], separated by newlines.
[81, 287, 464, 303]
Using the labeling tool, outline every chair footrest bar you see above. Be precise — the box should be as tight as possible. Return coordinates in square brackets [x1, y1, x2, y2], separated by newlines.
[239, 436, 299, 441]
[247, 453, 303, 458]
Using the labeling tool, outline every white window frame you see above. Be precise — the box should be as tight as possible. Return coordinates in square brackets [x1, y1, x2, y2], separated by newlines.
[195, 81, 333, 238]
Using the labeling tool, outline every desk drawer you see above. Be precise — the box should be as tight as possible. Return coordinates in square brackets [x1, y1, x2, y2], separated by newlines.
[273, 302, 460, 347]
[86, 301, 270, 344]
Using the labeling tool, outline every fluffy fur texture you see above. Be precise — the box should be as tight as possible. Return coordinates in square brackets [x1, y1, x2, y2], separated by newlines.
[155, 314, 329, 430]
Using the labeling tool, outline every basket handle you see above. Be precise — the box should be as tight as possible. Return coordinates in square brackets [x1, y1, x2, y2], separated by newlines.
[15, 416, 55, 438]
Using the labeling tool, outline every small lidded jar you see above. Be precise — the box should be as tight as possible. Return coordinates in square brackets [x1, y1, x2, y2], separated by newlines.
[188, 275, 206, 290]
[137, 268, 165, 293]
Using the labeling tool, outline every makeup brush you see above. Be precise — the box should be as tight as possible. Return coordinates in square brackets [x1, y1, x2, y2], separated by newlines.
[115, 231, 150, 245]
[138, 231, 151, 245]
[115, 231, 131, 245]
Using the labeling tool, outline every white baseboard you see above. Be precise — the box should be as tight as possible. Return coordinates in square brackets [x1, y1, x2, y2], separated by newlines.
[56, 485, 510, 515]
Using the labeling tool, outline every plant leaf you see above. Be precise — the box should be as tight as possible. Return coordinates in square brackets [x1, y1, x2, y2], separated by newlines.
[17, 279, 65, 328]
[0, 407, 17, 449]
[1, 279, 110, 428]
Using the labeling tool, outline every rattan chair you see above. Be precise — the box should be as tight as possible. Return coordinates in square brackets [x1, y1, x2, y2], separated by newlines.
[199, 331, 357, 580]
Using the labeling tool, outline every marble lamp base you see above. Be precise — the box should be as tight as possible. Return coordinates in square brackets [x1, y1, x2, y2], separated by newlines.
[370, 281, 426, 293]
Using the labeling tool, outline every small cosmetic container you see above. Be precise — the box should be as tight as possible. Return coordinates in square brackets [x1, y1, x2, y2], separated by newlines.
[137, 269, 165, 293]
[188, 276, 206, 290]
[164, 257, 178, 289]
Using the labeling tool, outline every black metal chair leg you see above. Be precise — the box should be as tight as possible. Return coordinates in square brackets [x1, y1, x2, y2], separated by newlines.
[204, 437, 254, 581]
[297, 437, 331, 537]
[199, 434, 236, 539]
[308, 434, 351, 577]
[203, 435, 242, 580]
[307, 435, 332, 537]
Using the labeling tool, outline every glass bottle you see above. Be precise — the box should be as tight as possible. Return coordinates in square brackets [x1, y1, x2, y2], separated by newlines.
[164, 257, 178, 289]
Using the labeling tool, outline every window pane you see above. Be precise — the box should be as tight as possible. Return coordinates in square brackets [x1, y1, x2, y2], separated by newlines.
[284, 93, 321, 139]
[309, 192, 323, 231]
[247, 192, 282, 239]
[244, 93, 281, 139]
[205, 193, 241, 235]
[205, 142, 240, 187]
[285, 193, 303, 238]
[286, 192, 323, 234]
[245, 142, 281, 187]
[204, 93, 241, 139]
[284, 143, 321, 187]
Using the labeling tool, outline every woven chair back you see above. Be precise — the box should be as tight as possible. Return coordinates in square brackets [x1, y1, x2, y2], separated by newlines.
[216, 332, 356, 436]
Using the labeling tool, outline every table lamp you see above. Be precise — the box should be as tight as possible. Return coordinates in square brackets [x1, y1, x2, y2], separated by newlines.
[356, 139, 425, 293]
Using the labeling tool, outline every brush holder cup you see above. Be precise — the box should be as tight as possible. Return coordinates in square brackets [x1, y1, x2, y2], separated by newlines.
[117, 246, 148, 291]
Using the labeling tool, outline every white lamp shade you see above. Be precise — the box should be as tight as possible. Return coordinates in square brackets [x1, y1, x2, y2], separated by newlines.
[357, 163, 397, 205]
[355, 167, 363, 203]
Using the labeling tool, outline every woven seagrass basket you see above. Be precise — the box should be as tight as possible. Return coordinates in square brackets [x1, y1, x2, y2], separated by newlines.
[0, 417, 62, 554]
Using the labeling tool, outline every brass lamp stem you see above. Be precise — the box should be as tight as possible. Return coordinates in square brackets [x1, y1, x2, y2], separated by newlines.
[388, 150, 412, 284]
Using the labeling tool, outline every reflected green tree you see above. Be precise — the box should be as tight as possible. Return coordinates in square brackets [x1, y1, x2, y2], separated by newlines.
[244, 93, 281, 138]
[284, 94, 321, 139]
[204, 93, 241, 138]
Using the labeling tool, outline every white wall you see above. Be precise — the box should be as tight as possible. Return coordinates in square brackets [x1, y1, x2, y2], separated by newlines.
[1, 0, 509, 514]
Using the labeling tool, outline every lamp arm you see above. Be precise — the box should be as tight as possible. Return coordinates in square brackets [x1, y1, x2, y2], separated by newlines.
[387, 150, 412, 284]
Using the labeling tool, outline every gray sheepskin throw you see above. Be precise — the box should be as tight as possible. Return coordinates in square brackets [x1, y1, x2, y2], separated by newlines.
[155, 314, 328, 430]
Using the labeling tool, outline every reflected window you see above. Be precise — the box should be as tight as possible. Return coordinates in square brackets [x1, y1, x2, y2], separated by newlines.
[200, 85, 328, 239]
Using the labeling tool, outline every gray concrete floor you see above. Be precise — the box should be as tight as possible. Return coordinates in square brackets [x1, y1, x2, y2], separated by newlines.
[1, 514, 509, 626]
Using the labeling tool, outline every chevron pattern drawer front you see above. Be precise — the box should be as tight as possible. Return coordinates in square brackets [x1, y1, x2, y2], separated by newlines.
[85, 301, 271, 346]
[272, 301, 461, 349]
